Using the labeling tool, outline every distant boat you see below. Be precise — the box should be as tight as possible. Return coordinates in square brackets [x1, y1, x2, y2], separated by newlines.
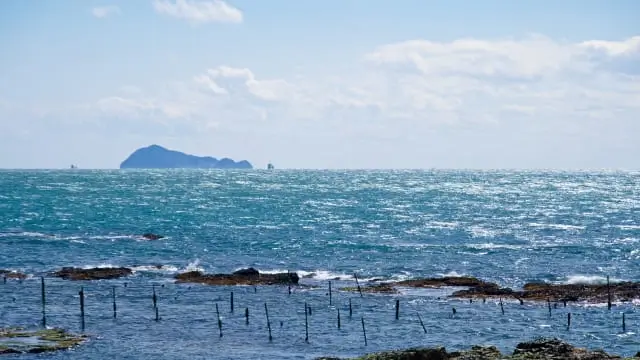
[70, 164, 78, 169]
[267, 163, 275, 170]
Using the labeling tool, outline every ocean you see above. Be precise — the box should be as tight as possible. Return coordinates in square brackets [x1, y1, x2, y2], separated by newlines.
[0, 169, 638, 359]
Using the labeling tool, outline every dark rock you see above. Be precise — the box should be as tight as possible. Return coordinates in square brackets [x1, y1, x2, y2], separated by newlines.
[340, 283, 399, 294]
[142, 233, 164, 240]
[120, 144, 252, 169]
[0, 270, 27, 280]
[316, 339, 633, 360]
[396, 276, 487, 288]
[175, 268, 299, 286]
[52, 267, 133, 281]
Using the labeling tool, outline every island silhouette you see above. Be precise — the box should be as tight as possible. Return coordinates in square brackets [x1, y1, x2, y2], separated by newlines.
[119, 145, 252, 169]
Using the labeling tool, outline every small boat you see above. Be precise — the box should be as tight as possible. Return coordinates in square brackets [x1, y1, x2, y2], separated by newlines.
[267, 163, 275, 170]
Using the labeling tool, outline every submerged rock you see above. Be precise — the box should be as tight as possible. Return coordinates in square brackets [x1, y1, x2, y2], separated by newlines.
[0, 270, 27, 280]
[175, 268, 299, 286]
[316, 338, 638, 360]
[52, 267, 133, 281]
[0, 328, 86, 355]
[141, 233, 164, 240]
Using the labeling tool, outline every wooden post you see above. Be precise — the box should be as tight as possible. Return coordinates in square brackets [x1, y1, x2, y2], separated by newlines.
[607, 275, 612, 310]
[567, 312, 571, 329]
[417, 312, 427, 334]
[349, 298, 353, 318]
[329, 281, 332, 306]
[304, 302, 309, 343]
[230, 291, 234, 313]
[2, 275, 6, 284]
[361, 317, 367, 346]
[264, 303, 272, 342]
[79, 287, 85, 331]
[547, 298, 551, 317]
[152, 285, 158, 310]
[395, 299, 399, 320]
[337, 308, 341, 329]
[40, 277, 46, 327]
[499, 298, 504, 315]
[354, 273, 363, 297]
[216, 303, 222, 337]
[112, 286, 117, 319]
[245, 307, 249, 325]
[622, 313, 626, 332]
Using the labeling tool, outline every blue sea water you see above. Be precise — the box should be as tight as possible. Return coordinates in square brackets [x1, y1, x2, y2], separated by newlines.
[0, 169, 639, 359]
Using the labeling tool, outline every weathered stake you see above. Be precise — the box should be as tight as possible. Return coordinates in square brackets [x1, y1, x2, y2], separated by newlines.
[547, 297, 552, 317]
[216, 303, 222, 337]
[395, 299, 400, 320]
[607, 275, 612, 310]
[245, 307, 249, 325]
[329, 281, 332, 306]
[354, 273, 363, 297]
[112, 286, 117, 318]
[40, 277, 46, 327]
[152, 285, 158, 310]
[361, 317, 368, 346]
[417, 312, 427, 334]
[349, 298, 353, 318]
[567, 312, 571, 329]
[337, 308, 341, 329]
[264, 303, 272, 342]
[622, 313, 626, 332]
[499, 298, 504, 315]
[79, 287, 85, 331]
[230, 291, 234, 313]
[304, 302, 309, 343]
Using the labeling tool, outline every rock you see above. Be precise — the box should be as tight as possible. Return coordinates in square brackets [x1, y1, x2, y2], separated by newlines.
[0, 270, 27, 280]
[340, 283, 399, 294]
[52, 267, 133, 281]
[175, 268, 299, 286]
[396, 276, 487, 288]
[316, 339, 635, 360]
[450, 280, 640, 304]
[142, 233, 164, 240]
[511, 338, 624, 359]
[0, 328, 86, 354]
[120, 144, 252, 169]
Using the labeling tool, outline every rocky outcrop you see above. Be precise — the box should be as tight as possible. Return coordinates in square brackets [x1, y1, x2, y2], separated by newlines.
[0, 328, 86, 355]
[175, 268, 299, 286]
[52, 267, 133, 281]
[0, 270, 27, 280]
[396, 276, 488, 288]
[315, 338, 639, 360]
[340, 283, 399, 294]
[451, 281, 640, 303]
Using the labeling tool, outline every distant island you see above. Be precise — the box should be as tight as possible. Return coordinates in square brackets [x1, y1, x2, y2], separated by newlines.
[119, 145, 252, 169]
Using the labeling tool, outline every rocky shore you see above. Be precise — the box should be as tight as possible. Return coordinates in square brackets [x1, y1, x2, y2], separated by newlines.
[175, 268, 299, 286]
[316, 338, 640, 360]
[52, 267, 133, 281]
[339, 275, 640, 304]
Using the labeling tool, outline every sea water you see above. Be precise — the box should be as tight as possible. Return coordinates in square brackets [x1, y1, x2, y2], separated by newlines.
[0, 169, 638, 359]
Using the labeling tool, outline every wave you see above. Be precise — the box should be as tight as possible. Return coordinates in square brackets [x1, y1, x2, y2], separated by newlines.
[560, 275, 625, 285]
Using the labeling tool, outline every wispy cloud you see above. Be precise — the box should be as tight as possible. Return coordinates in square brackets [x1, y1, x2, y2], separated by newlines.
[152, 0, 242, 24]
[91, 5, 120, 18]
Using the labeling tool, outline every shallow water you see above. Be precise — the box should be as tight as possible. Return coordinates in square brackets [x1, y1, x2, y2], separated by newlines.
[0, 169, 639, 358]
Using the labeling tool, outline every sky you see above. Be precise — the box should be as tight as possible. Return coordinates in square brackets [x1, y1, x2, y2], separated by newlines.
[0, 0, 639, 169]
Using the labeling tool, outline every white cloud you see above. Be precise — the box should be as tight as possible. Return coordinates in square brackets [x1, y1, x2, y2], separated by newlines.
[91, 5, 120, 18]
[20, 34, 639, 168]
[195, 66, 295, 101]
[152, 0, 242, 24]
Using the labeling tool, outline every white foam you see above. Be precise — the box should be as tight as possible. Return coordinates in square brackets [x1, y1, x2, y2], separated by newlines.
[562, 275, 625, 285]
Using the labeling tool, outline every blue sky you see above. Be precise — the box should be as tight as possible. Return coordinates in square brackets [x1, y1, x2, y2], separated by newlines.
[0, 0, 639, 169]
